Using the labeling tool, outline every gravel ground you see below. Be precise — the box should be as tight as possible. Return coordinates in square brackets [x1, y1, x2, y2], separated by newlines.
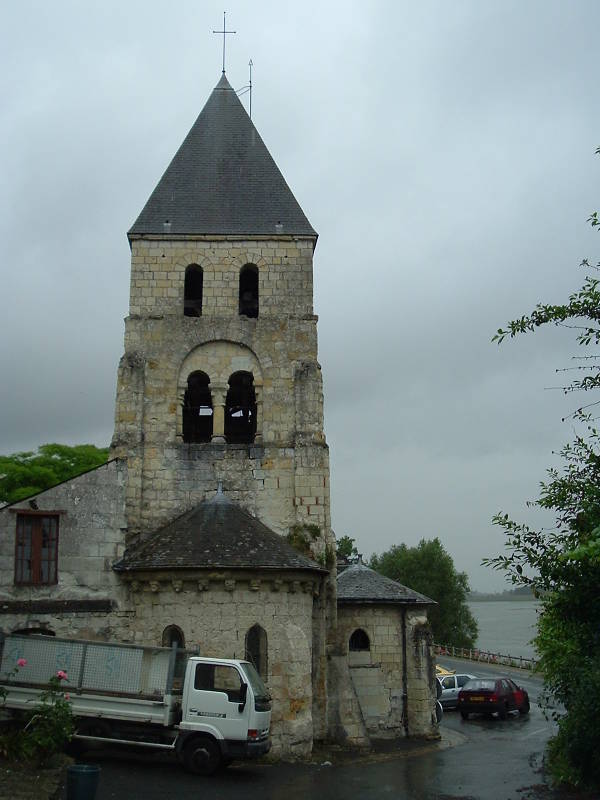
[0, 755, 71, 800]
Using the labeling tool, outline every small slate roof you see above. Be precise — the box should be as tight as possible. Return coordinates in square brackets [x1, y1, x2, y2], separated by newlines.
[129, 73, 317, 238]
[113, 489, 325, 573]
[336, 562, 435, 605]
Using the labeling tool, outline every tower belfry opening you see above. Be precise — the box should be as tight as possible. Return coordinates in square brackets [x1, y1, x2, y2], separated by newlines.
[182, 371, 213, 442]
[184, 265, 203, 317]
[225, 371, 256, 443]
[239, 264, 258, 317]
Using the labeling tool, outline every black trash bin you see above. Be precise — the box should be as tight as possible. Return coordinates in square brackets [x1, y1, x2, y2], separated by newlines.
[66, 764, 101, 800]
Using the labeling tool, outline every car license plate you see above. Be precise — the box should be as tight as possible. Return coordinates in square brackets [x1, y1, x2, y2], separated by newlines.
[471, 696, 485, 701]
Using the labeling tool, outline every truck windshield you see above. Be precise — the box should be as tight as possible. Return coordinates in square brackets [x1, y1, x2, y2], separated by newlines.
[240, 661, 270, 700]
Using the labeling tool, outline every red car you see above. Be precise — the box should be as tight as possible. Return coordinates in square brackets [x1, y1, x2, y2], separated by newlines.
[458, 677, 530, 719]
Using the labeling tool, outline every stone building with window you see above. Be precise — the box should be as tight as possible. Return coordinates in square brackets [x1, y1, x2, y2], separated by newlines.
[0, 72, 438, 755]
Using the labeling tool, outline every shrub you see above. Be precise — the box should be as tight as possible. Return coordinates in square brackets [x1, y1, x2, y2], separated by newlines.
[0, 663, 73, 767]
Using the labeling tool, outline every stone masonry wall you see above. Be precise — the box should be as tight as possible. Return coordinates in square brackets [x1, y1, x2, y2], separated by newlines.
[0, 460, 131, 638]
[337, 605, 437, 740]
[405, 611, 438, 737]
[111, 236, 329, 543]
[121, 569, 319, 757]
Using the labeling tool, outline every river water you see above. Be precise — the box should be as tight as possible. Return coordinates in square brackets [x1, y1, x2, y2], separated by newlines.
[467, 600, 541, 659]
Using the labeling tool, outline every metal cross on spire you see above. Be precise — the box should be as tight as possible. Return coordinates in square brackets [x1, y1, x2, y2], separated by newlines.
[212, 12, 236, 74]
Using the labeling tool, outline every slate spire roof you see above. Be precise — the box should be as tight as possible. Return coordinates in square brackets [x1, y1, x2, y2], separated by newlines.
[337, 562, 435, 605]
[113, 488, 325, 573]
[129, 73, 317, 238]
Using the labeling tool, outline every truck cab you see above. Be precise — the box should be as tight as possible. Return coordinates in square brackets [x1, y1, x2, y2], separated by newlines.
[177, 657, 272, 774]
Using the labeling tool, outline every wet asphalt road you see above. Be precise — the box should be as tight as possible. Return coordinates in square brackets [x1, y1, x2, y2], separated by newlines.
[67, 659, 561, 800]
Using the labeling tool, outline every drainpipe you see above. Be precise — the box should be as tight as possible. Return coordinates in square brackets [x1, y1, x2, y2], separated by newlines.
[401, 607, 409, 737]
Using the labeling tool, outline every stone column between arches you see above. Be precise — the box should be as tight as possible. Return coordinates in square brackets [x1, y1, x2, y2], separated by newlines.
[209, 383, 227, 442]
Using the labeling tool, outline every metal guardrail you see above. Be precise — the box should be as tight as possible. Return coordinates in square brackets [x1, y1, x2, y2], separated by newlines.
[435, 644, 538, 671]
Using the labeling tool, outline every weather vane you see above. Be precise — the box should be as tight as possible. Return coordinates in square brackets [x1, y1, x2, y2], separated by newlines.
[237, 60, 254, 119]
[248, 59, 253, 119]
[212, 11, 236, 74]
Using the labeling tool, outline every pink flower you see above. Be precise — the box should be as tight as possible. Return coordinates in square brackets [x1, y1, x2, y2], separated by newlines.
[16, 658, 27, 667]
[64, 693, 70, 701]
[56, 670, 68, 681]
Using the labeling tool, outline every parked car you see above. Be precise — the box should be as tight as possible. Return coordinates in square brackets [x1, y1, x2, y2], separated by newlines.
[437, 673, 478, 709]
[458, 677, 530, 720]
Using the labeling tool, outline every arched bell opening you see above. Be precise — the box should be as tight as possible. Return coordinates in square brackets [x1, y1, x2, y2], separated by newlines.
[224, 371, 256, 443]
[182, 371, 213, 442]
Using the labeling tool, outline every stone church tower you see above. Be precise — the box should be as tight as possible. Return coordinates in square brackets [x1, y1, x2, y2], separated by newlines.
[111, 72, 331, 553]
[110, 72, 338, 753]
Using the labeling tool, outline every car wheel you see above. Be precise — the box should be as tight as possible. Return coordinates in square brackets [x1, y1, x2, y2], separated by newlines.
[499, 703, 508, 720]
[519, 700, 530, 715]
[460, 711, 469, 720]
[183, 736, 222, 776]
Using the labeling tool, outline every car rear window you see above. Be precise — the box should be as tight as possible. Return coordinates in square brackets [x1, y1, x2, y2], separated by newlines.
[463, 679, 496, 691]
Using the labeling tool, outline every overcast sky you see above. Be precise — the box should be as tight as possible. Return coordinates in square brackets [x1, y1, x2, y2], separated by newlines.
[2, 1, 599, 591]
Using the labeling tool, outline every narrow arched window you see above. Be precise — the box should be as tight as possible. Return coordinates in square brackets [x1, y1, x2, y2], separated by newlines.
[349, 628, 370, 652]
[225, 371, 256, 443]
[239, 264, 258, 318]
[184, 265, 203, 317]
[162, 625, 185, 649]
[182, 371, 213, 442]
[245, 624, 268, 679]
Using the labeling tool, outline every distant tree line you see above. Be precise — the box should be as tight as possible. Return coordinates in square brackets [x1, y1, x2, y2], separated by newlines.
[469, 585, 537, 601]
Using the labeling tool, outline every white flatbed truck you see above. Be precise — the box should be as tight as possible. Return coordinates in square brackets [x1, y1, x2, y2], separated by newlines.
[0, 633, 271, 775]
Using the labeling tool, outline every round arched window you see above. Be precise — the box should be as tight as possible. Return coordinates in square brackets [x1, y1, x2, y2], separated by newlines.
[162, 625, 185, 649]
[349, 628, 370, 652]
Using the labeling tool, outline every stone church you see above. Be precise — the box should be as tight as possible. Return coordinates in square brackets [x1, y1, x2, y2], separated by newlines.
[0, 72, 438, 755]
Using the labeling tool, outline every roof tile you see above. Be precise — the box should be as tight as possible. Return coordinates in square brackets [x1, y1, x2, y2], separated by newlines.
[336, 562, 435, 605]
[114, 490, 325, 573]
[129, 74, 316, 238]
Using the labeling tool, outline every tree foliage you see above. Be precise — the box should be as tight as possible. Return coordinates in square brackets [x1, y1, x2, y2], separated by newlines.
[336, 535, 358, 558]
[485, 174, 600, 790]
[370, 538, 478, 648]
[0, 444, 109, 505]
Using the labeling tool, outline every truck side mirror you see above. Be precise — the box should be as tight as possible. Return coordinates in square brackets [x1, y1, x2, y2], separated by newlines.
[238, 682, 248, 712]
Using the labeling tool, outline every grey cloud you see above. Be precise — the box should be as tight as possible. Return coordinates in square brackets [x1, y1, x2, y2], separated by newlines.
[2, 0, 599, 590]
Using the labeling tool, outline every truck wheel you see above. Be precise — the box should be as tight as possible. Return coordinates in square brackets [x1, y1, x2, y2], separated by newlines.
[183, 736, 222, 776]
